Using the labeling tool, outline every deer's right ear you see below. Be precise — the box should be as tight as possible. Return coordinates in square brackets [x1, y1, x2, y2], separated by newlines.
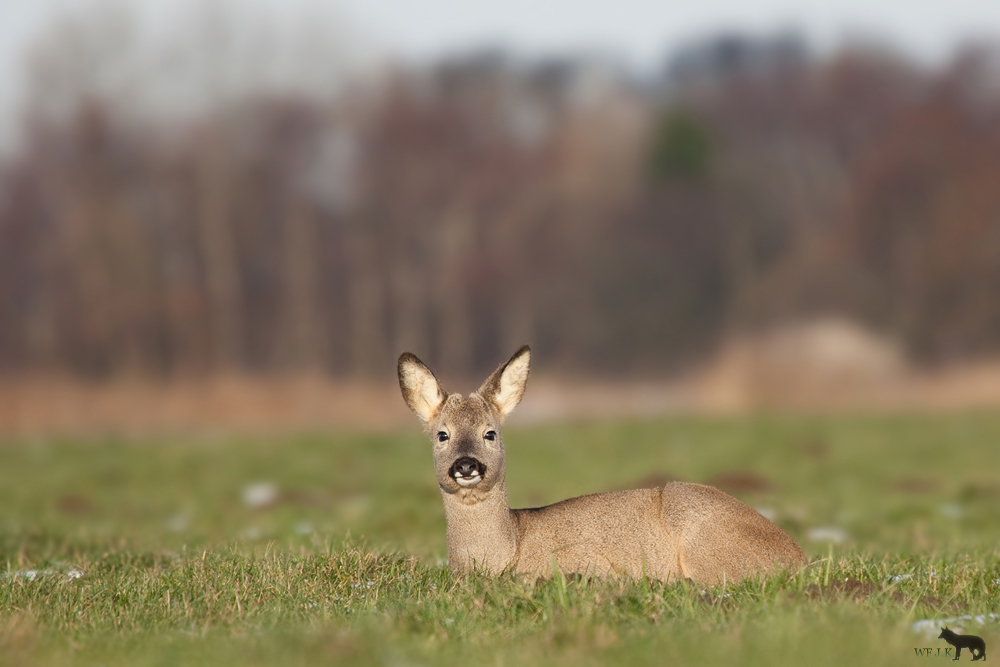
[398, 353, 446, 425]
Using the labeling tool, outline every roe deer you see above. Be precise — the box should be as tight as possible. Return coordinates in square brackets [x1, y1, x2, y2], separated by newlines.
[398, 346, 806, 585]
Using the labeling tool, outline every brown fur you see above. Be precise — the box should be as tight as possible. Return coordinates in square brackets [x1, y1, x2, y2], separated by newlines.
[398, 346, 807, 585]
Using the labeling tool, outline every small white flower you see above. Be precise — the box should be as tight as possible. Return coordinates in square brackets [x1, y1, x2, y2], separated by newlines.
[242, 526, 263, 540]
[165, 514, 189, 532]
[807, 526, 847, 543]
[242, 482, 279, 509]
[939, 504, 964, 519]
[5, 568, 83, 581]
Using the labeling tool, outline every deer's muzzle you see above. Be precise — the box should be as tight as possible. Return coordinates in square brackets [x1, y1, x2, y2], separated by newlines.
[449, 457, 486, 488]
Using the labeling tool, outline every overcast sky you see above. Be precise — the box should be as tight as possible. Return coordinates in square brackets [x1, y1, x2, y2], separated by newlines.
[1, 0, 999, 150]
[344, 0, 1000, 67]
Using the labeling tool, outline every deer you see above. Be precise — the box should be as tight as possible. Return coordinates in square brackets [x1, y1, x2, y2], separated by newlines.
[397, 345, 807, 585]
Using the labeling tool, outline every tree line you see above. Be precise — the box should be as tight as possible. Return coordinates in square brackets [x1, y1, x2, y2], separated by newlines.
[2, 38, 1000, 378]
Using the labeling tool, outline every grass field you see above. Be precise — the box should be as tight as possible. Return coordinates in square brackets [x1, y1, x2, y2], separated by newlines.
[2, 413, 999, 665]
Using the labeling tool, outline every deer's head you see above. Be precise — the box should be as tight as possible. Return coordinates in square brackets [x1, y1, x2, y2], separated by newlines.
[398, 346, 530, 503]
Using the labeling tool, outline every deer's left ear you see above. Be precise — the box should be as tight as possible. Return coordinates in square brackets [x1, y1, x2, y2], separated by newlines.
[477, 346, 530, 421]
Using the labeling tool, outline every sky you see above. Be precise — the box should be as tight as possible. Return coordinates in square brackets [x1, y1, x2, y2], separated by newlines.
[342, 0, 1000, 68]
[1, 0, 999, 150]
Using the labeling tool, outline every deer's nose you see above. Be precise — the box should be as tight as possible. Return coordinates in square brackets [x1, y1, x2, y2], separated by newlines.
[449, 456, 486, 480]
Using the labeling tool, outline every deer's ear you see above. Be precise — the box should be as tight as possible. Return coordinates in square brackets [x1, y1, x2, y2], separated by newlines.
[478, 346, 531, 421]
[398, 353, 447, 426]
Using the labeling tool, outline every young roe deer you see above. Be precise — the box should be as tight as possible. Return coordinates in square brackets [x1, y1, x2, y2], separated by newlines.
[398, 346, 806, 584]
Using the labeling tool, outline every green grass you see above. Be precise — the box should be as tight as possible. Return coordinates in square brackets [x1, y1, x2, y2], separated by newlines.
[2, 413, 1000, 665]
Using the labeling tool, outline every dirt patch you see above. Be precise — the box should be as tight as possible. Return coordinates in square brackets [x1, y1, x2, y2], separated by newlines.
[796, 578, 963, 611]
[891, 477, 940, 494]
[55, 494, 92, 515]
[524, 489, 548, 506]
[706, 471, 774, 495]
[280, 490, 329, 507]
[799, 438, 828, 459]
[694, 589, 739, 611]
[0, 374, 409, 439]
[803, 578, 879, 601]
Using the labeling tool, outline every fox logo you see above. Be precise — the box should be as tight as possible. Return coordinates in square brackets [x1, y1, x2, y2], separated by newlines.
[938, 627, 986, 661]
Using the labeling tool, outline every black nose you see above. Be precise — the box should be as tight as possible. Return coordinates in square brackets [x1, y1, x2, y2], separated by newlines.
[449, 457, 485, 478]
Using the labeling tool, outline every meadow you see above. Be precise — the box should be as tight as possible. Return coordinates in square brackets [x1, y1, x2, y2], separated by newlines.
[1, 413, 999, 665]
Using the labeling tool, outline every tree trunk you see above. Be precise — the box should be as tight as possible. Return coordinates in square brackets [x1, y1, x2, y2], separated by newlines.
[279, 197, 325, 369]
[437, 200, 474, 376]
[196, 129, 244, 370]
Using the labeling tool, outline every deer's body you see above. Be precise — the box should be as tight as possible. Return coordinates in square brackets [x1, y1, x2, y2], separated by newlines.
[399, 347, 806, 585]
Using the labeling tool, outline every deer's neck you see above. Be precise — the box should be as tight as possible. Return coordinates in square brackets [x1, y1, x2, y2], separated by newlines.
[441, 479, 517, 574]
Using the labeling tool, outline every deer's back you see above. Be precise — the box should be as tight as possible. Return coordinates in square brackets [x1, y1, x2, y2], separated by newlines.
[511, 482, 805, 583]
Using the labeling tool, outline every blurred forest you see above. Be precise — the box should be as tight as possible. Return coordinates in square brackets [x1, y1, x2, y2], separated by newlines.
[2, 8, 1000, 381]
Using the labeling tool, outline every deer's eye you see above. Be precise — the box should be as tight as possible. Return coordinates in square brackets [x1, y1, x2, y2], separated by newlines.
[484, 431, 496, 441]
[437, 432, 449, 442]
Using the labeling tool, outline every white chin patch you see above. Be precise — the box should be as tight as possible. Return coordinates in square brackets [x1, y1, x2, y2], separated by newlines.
[455, 475, 482, 488]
